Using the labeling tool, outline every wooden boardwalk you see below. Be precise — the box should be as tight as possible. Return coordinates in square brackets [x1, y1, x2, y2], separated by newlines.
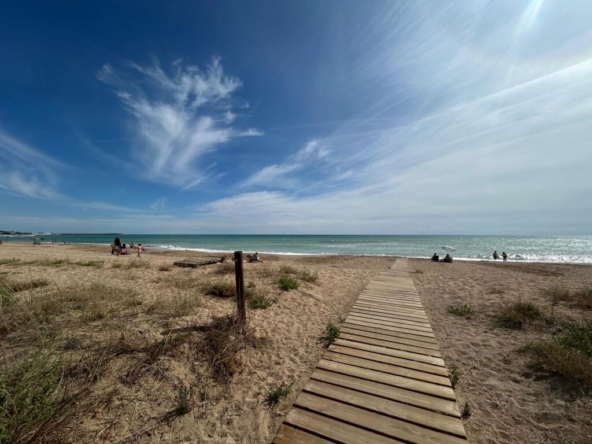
[273, 258, 467, 444]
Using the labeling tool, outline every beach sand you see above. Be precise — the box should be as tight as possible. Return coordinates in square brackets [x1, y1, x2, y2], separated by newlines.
[410, 259, 592, 444]
[0, 243, 392, 443]
[2, 243, 591, 443]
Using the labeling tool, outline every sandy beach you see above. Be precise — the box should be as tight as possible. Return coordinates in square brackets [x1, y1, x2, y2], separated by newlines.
[1, 244, 591, 443]
[410, 259, 592, 444]
[0, 243, 393, 443]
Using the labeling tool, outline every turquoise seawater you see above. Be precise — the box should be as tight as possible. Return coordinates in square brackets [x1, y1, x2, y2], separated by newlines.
[4, 234, 592, 264]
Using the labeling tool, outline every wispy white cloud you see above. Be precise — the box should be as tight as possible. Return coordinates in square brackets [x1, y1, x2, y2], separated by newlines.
[98, 57, 262, 189]
[205, 2, 592, 234]
[149, 197, 167, 210]
[240, 139, 330, 189]
[0, 130, 67, 199]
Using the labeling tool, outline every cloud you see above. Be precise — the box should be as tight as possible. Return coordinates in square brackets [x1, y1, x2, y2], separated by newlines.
[98, 57, 262, 189]
[0, 130, 67, 199]
[149, 198, 167, 210]
[207, 55, 592, 233]
[240, 139, 331, 189]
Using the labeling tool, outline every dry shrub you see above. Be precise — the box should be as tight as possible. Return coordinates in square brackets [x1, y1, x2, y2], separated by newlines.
[278, 265, 298, 275]
[522, 341, 592, 388]
[298, 270, 318, 283]
[214, 262, 235, 275]
[0, 258, 20, 266]
[571, 288, 592, 310]
[158, 263, 172, 272]
[1, 283, 141, 340]
[0, 277, 49, 293]
[203, 281, 236, 298]
[41, 258, 71, 267]
[495, 301, 541, 329]
[542, 284, 571, 305]
[0, 349, 82, 444]
[160, 276, 200, 290]
[75, 260, 104, 268]
[543, 285, 592, 310]
[148, 293, 202, 317]
[201, 315, 264, 381]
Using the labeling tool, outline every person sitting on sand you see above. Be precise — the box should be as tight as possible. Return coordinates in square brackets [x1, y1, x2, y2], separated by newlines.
[493, 250, 499, 260]
[502, 252, 507, 261]
[113, 237, 122, 256]
[431, 253, 439, 262]
[129, 242, 135, 249]
[246, 253, 262, 263]
[443, 253, 453, 263]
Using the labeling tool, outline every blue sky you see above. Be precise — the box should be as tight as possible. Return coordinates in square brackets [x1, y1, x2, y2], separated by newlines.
[1, 0, 591, 234]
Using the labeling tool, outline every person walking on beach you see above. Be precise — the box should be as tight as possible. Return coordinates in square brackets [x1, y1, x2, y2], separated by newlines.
[493, 250, 499, 260]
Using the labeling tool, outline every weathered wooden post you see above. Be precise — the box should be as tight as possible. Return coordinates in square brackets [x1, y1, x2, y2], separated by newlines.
[234, 250, 246, 332]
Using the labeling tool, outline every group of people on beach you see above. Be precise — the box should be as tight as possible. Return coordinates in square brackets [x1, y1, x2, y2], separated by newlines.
[111, 237, 146, 257]
[432, 250, 510, 263]
[493, 250, 508, 261]
[431, 253, 453, 263]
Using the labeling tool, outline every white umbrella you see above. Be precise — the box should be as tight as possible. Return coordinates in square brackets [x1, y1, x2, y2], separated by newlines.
[441, 246, 456, 251]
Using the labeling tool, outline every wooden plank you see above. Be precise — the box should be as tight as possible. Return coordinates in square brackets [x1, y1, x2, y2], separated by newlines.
[303, 380, 466, 439]
[329, 344, 447, 377]
[360, 288, 418, 294]
[345, 316, 435, 339]
[173, 257, 223, 268]
[323, 350, 450, 385]
[349, 309, 432, 327]
[348, 312, 433, 333]
[358, 296, 423, 307]
[318, 360, 456, 400]
[296, 392, 467, 444]
[357, 299, 424, 309]
[285, 408, 404, 444]
[350, 308, 431, 325]
[273, 425, 335, 444]
[353, 303, 429, 319]
[310, 369, 460, 417]
[344, 319, 436, 339]
[361, 294, 419, 300]
[340, 330, 442, 356]
[353, 304, 427, 317]
[335, 339, 445, 366]
[342, 322, 439, 345]
[363, 287, 418, 293]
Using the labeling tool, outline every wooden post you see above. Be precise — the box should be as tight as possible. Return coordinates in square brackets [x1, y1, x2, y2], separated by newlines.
[234, 251, 246, 332]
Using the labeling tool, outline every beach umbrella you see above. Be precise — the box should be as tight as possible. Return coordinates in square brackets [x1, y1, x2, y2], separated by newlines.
[441, 246, 456, 251]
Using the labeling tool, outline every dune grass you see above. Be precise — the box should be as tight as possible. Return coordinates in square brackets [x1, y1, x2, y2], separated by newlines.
[75, 260, 104, 268]
[543, 284, 592, 310]
[265, 381, 293, 407]
[446, 304, 474, 317]
[495, 301, 542, 329]
[277, 276, 299, 291]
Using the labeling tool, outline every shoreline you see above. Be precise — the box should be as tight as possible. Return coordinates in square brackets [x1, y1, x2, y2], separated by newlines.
[3, 239, 592, 265]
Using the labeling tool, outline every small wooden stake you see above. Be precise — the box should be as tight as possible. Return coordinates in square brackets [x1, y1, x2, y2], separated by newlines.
[234, 251, 246, 331]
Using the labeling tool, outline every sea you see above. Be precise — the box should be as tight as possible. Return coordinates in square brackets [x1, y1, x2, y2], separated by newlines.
[3, 234, 592, 264]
